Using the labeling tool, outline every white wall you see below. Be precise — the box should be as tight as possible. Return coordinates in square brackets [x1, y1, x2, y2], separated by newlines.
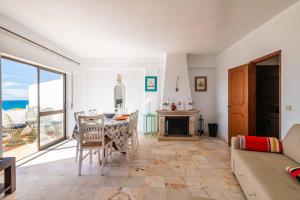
[0, 13, 81, 144]
[162, 53, 192, 106]
[85, 68, 144, 113]
[80, 57, 165, 132]
[216, 1, 300, 141]
[187, 55, 217, 133]
[144, 65, 165, 113]
[187, 55, 216, 69]
[86, 68, 145, 130]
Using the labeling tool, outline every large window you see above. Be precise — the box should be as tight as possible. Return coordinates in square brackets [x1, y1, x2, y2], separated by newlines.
[1, 57, 66, 161]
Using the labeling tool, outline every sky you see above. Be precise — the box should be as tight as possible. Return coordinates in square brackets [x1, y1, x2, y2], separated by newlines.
[1, 58, 61, 101]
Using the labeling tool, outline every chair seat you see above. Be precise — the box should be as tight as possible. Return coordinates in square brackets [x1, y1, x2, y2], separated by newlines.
[82, 137, 113, 148]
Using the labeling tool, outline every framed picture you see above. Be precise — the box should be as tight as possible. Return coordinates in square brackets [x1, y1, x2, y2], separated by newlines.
[145, 76, 157, 92]
[195, 76, 207, 92]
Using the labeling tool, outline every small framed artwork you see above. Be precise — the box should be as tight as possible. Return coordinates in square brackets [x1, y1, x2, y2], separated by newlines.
[145, 76, 157, 92]
[195, 76, 207, 92]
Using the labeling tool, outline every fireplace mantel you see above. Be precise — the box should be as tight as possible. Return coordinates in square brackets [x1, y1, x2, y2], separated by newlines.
[156, 110, 200, 116]
[156, 110, 201, 141]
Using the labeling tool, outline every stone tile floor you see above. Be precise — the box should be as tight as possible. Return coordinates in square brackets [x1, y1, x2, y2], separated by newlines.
[4, 135, 245, 200]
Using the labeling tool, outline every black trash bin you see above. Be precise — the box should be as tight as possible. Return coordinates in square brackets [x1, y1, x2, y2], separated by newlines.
[208, 123, 218, 137]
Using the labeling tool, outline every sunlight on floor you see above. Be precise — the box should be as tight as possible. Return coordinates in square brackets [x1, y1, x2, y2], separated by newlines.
[20, 140, 76, 168]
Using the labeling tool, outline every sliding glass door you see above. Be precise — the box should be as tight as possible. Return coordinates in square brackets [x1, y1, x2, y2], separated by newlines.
[38, 69, 66, 149]
[1, 56, 66, 160]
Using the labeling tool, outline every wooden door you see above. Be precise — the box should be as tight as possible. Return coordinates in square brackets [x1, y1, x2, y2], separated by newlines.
[228, 64, 250, 145]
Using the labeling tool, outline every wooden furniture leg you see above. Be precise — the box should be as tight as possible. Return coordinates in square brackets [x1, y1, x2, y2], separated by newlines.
[0, 157, 16, 195]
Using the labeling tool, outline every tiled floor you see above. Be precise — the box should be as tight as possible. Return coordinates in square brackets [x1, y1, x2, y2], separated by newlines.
[5, 135, 245, 200]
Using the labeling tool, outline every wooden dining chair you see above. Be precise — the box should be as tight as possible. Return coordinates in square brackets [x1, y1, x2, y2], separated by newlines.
[74, 111, 85, 162]
[127, 110, 139, 153]
[74, 111, 85, 122]
[133, 110, 139, 148]
[78, 115, 113, 176]
[126, 113, 136, 161]
[88, 109, 97, 116]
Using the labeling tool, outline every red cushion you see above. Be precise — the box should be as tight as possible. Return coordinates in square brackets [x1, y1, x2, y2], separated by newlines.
[245, 136, 268, 151]
[286, 166, 300, 182]
[238, 135, 282, 153]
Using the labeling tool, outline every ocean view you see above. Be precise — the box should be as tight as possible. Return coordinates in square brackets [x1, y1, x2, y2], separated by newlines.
[2, 100, 29, 110]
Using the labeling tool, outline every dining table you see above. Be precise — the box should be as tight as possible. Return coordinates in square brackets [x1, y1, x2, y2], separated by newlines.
[73, 116, 130, 153]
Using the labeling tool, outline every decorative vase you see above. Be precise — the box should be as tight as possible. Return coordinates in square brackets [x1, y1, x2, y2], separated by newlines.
[171, 103, 176, 111]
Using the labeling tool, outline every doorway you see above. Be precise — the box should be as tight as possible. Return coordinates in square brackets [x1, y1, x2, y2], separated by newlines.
[254, 57, 280, 138]
[228, 51, 281, 144]
[251, 52, 281, 139]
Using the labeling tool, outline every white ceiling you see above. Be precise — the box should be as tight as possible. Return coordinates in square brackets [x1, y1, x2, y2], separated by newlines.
[0, 0, 298, 57]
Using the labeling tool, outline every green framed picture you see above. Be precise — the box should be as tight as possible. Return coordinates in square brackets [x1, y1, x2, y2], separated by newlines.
[145, 76, 157, 92]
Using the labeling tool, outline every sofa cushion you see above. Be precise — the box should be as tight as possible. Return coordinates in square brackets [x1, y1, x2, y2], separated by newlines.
[237, 135, 282, 153]
[234, 150, 300, 200]
[282, 124, 300, 163]
[286, 166, 300, 182]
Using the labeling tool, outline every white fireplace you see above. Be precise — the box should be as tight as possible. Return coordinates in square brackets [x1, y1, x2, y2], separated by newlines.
[157, 110, 200, 141]
[158, 53, 201, 140]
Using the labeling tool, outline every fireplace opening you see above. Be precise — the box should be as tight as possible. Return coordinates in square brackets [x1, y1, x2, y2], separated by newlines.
[165, 117, 189, 136]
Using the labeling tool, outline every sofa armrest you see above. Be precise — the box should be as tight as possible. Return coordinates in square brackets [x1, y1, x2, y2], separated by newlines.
[231, 136, 239, 149]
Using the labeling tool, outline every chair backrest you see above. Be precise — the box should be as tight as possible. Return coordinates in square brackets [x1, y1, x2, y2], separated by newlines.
[128, 113, 135, 135]
[134, 110, 139, 129]
[128, 110, 139, 135]
[74, 111, 85, 122]
[78, 115, 105, 144]
[88, 109, 97, 116]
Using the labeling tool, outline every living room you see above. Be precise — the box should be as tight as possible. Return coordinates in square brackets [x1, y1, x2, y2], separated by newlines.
[0, 1, 300, 200]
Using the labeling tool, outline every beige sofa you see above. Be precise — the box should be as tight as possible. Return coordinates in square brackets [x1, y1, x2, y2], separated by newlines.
[231, 124, 300, 200]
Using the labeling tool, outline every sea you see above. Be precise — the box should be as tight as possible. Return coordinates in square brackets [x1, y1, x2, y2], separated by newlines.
[2, 100, 29, 110]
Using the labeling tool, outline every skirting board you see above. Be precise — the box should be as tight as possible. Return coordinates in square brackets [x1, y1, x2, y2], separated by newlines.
[158, 136, 200, 141]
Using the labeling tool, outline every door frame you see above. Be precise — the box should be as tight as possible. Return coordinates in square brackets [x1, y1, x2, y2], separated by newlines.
[248, 50, 281, 138]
